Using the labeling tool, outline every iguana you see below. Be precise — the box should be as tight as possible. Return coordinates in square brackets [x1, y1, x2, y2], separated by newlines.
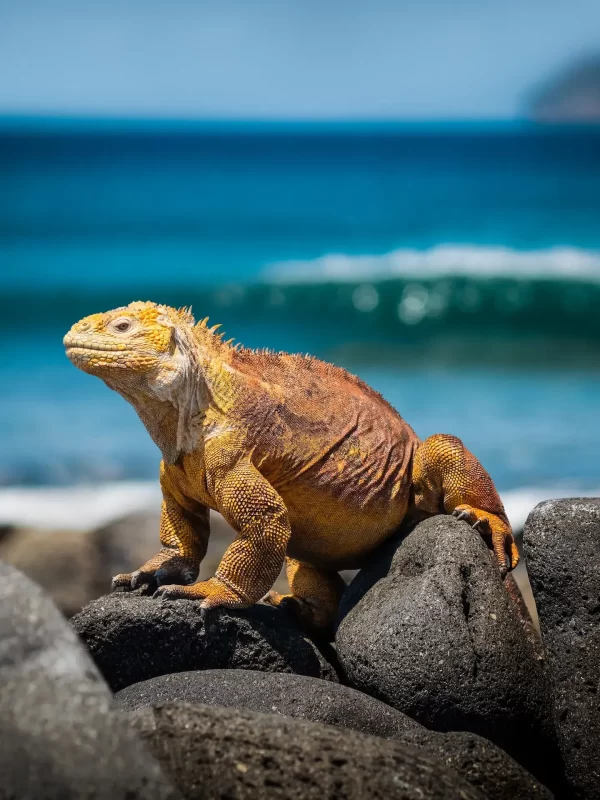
[64, 301, 518, 632]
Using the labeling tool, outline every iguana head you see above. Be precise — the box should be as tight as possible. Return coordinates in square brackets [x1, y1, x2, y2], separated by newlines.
[65, 300, 236, 461]
[64, 300, 198, 399]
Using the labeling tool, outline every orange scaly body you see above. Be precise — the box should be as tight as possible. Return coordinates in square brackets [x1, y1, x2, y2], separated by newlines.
[64, 301, 517, 632]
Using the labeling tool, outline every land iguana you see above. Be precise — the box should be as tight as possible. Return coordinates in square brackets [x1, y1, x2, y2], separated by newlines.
[64, 301, 518, 632]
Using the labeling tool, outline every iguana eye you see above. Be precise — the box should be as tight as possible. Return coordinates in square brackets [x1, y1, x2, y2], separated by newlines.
[113, 319, 131, 333]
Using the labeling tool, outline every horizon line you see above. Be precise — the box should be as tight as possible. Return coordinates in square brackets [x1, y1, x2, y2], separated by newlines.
[1, 113, 598, 134]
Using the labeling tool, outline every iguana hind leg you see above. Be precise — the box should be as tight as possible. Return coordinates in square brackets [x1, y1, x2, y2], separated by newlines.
[412, 433, 519, 576]
[263, 557, 346, 637]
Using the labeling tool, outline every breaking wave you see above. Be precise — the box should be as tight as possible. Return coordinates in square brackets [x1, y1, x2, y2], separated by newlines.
[4, 244, 600, 357]
[264, 245, 600, 284]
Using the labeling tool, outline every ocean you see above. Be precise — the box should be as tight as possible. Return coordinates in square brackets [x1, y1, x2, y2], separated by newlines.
[1, 120, 600, 521]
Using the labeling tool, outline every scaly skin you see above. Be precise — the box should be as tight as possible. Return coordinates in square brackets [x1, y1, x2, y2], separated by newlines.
[64, 301, 518, 633]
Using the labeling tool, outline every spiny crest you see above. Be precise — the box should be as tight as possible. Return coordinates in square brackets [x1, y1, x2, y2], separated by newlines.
[176, 306, 196, 326]
[193, 316, 238, 348]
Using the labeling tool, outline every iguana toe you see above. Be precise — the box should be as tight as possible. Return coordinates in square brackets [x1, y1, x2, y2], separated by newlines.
[452, 504, 518, 576]
[154, 577, 250, 610]
[111, 570, 154, 592]
[154, 563, 197, 587]
[112, 556, 199, 595]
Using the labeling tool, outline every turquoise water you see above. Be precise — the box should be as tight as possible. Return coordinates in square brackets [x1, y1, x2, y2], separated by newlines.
[1, 121, 599, 490]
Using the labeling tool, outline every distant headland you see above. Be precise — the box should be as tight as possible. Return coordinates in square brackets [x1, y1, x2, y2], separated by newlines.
[529, 56, 600, 123]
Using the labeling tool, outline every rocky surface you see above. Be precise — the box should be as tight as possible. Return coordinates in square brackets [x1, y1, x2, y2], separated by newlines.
[335, 515, 557, 785]
[524, 498, 600, 799]
[117, 668, 551, 799]
[401, 728, 551, 800]
[71, 593, 338, 691]
[117, 668, 419, 737]
[130, 701, 485, 800]
[0, 561, 180, 799]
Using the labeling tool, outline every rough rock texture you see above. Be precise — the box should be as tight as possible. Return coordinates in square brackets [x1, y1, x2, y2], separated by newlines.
[130, 702, 484, 800]
[401, 728, 551, 800]
[336, 515, 557, 785]
[524, 499, 600, 799]
[117, 669, 551, 800]
[0, 561, 180, 800]
[117, 668, 419, 737]
[71, 593, 338, 692]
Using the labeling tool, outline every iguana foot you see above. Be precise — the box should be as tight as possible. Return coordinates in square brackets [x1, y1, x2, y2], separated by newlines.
[112, 551, 198, 594]
[452, 504, 519, 577]
[263, 560, 345, 639]
[263, 590, 336, 638]
[412, 435, 517, 579]
[153, 577, 248, 609]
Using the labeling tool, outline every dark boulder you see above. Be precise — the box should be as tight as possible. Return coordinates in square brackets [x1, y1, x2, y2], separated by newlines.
[117, 668, 551, 800]
[336, 515, 557, 785]
[524, 498, 600, 799]
[0, 562, 180, 800]
[129, 701, 484, 800]
[117, 668, 420, 737]
[71, 592, 338, 692]
[401, 728, 552, 800]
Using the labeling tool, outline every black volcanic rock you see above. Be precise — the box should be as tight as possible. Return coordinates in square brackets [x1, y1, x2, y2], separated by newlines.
[71, 592, 338, 692]
[117, 668, 420, 737]
[117, 668, 551, 800]
[0, 562, 180, 800]
[335, 515, 557, 785]
[524, 498, 600, 799]
[129, 701, 485, 800]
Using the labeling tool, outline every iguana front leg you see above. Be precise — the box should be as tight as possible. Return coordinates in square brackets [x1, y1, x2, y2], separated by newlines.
[112, 483, 209, 593]
[155, 456, 290, 609]
[412, 433, 519, 576]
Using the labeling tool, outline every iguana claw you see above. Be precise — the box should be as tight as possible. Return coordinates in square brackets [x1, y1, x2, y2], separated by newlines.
[452, 505, 519, 576]
[454, 510, 471, 522]
[111, 555, 198, 595]
[111, 570, 155, 593]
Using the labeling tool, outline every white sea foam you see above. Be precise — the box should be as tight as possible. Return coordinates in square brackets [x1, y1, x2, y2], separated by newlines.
[0, 482, 161, 531]
[265, 245, 600, 284]
[0, 481, 596, 534]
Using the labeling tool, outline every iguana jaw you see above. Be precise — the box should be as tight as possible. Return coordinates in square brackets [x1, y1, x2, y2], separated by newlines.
[64, 340, 135, 371]
[65, 342, 133, 353]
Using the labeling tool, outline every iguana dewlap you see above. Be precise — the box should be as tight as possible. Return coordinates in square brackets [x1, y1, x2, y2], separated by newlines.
[64, 301, 517, 632]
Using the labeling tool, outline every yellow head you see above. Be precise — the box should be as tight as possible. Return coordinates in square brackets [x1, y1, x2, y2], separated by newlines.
[64, 300, 197, 397]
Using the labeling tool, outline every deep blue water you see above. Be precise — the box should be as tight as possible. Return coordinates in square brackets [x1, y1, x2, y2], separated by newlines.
[1, 120, 599, 491]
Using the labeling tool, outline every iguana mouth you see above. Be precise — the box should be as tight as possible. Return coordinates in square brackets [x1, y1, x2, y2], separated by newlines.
[65, 343, 132, 354]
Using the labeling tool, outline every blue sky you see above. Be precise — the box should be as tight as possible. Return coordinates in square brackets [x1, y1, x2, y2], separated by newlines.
[1, 0, 599, 119]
